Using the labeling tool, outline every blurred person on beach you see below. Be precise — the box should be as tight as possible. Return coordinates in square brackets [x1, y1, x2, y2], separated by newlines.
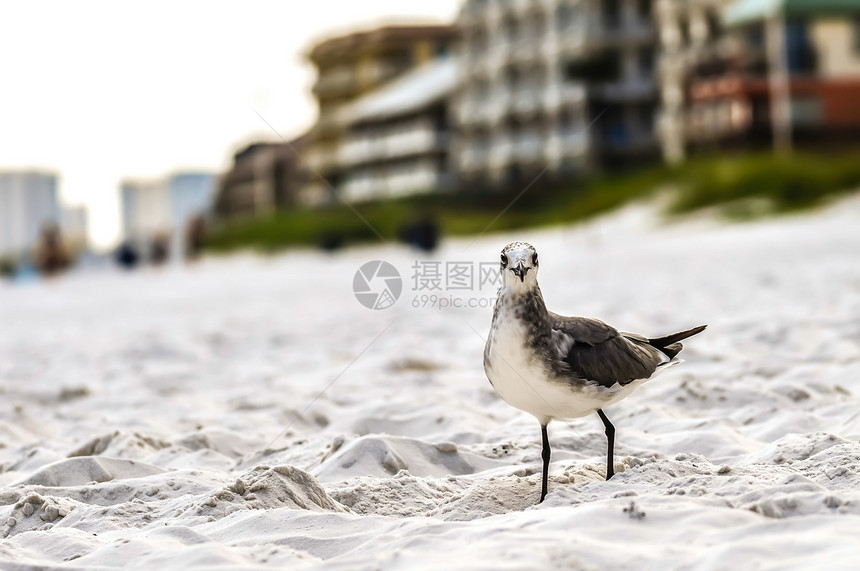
[0, 257, 16, 280]
[35, 222, 70, 277]
[185, 215, 206, 261]
[150, 233, 170, 266]
[319, 231, 345, 252]
[115, 241, 140, 270]
[400, 214, 440, 252]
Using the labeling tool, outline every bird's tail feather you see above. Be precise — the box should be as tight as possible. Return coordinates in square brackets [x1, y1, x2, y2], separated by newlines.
[649, 325, 707, 348]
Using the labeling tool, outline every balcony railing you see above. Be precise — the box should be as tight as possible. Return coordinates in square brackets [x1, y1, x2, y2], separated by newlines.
[312, 68, 357, 97]
[590, 78, 656, 102]
[339, 126, 449, 166]
[585, 19, 656, 47]
[341, 163, 449, 201]
[513, 132, 544, 161]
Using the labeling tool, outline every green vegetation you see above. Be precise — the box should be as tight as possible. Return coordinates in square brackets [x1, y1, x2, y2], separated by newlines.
[668, 152, 860, 216]
[0, 257, 17, 278]
[204, 151, 860, 253]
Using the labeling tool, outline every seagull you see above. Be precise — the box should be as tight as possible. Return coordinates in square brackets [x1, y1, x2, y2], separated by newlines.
[483, 242, 706, 503]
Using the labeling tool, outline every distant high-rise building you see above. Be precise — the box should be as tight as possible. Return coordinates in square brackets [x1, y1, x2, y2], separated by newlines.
[656, 0, 860, 160]
[0, 170, 60, 258]
[168, 173, 215, 231]
[214, 135, 309, 221]
[453, 0, 660, 189]
[121, 178, 171, 245]
[60, 205, 89, 252]
[302, 25, 456, 205]
[338, 58, 458, 202]
[120, 172, 214, 257]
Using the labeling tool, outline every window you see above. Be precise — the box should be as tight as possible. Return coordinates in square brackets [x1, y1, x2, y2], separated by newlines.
[638, 47, 655, 76]
[638, 102, 656, 134]
[747, 25, 764, 48]
[678, 15, 690, 47]
[786, 21, 816, 74]
[854, 17, 860, 54]
[603, 0, 620, 29]
[565, 49, 621, 82]
[557, 4, 576, 31]
[706, 10, 722, 40]
[790, 96, 823, 126]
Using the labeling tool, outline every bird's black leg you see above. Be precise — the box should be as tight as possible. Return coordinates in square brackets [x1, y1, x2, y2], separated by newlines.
[596, 409, 615, 480]
[539, 423, 551, 503]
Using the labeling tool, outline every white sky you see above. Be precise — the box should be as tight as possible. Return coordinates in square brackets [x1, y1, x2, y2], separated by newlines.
[0, 0, 460, 249]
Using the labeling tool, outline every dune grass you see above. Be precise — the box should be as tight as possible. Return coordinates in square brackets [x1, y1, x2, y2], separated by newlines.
[204, 150, 860, 253]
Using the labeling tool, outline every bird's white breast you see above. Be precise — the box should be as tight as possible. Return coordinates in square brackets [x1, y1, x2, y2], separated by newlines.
[485, 300, 654, 424]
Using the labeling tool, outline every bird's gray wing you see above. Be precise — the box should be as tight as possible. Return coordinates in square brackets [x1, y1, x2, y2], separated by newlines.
[548, 313, 666, 388]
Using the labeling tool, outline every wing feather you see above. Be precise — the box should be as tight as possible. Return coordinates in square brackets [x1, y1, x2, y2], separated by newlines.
[549, 313, 666, 388]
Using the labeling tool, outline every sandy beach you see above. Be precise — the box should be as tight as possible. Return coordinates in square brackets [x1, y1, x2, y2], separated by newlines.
[1, 198, 859, 569]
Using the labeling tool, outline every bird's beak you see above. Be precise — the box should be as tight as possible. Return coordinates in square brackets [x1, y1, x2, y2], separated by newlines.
[510, 261, 529, 282]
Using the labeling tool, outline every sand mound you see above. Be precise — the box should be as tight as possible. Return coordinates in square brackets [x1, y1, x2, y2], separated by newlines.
[1, 492, 81, 538]
[193, 465, 347, 521]
[314, 435, 503, 482]
[15, 457, 165, 487]
[68, 431, 171, 459]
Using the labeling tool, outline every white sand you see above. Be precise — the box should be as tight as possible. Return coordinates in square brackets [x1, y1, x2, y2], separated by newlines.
[1, 197, 859, 569]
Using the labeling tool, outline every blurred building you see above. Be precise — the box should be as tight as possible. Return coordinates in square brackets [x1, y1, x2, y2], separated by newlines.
[168, 173, 216, 231]
[60, 205, 89, 252]
[302, 25, 456, 204]
[214, 135, 308, 220]
[338, 58, 457, 201]
[121, 178, 171, 246]
[120, 172, 215, 256]
[0, 170, 60, 258]
[454, 0, 660, 189]
[657, 0, 860, 160]
[656, 0, 732, 162]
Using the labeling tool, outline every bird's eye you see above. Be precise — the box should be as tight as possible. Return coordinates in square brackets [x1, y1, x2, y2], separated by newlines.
[532, 253, 538, 265]
[500, 253, 508, 267]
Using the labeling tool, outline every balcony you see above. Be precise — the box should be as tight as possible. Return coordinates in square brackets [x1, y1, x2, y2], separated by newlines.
[341, 162, 449, 202]
[312, 110, 348, 138]
[553, 127, 590, 159]
[457, 96, 494, 126]
[357, 60, 409, 86]
[596, 124, 655, 152]
[487, 90, 514, 123]
[688, 75, 768, 102]
[460, 145, 490, 171]
[554, 29, 588, 58]
[339, 124, 449, 166]
[487, 137, 515, 170]
[512, 131, 544, 162]
[459, 0, 489, 26]
[511, 87, 543, 116]
[592, 78, 657, 102]
[585, 19, 656, 48]
[312, 67, 357, 98]
[304, 144, 339, 173]
[488, 38, 515, 63]
[557, 84, 587, 108]
[508, 0, 536, 17]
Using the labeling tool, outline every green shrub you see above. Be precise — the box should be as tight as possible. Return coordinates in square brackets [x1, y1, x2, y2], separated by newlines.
[204, 150, 860, 253]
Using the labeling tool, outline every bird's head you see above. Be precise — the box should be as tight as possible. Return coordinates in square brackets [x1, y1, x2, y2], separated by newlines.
[500, 242, 539, 290]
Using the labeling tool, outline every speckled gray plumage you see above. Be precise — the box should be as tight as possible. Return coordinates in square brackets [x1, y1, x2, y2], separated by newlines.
[487, 243, 706, 391]
[487, 282, 697, 390]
